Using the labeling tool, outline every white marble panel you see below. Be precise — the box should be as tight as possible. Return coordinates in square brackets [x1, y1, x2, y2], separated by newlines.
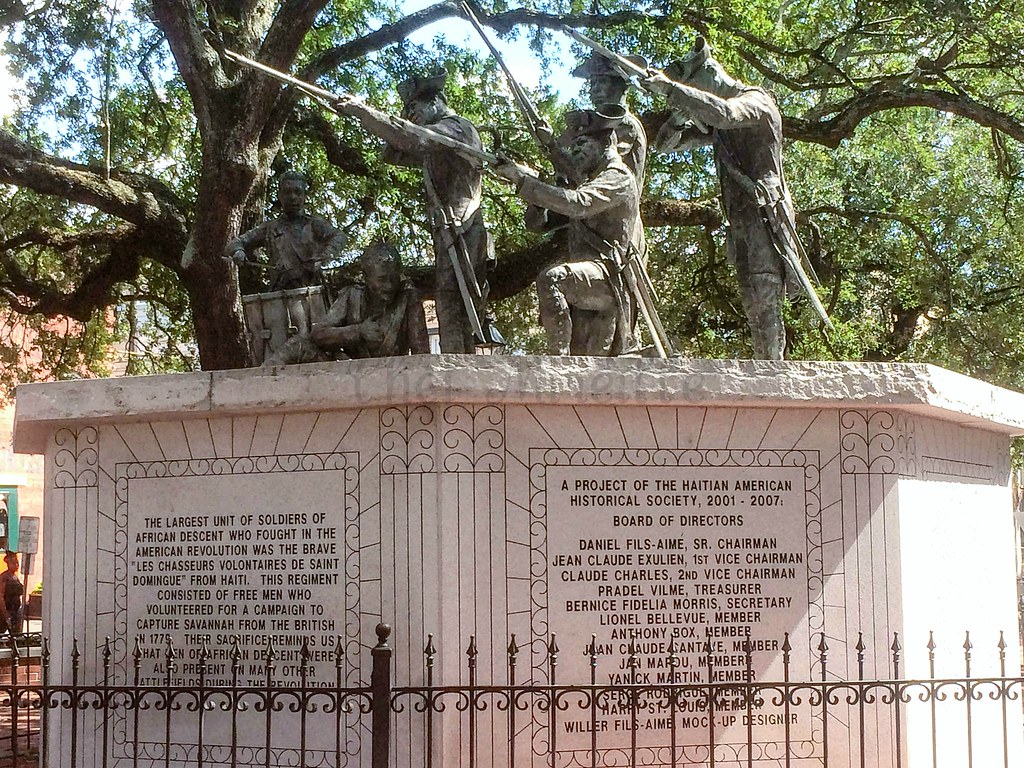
[16, 359, 1023, 768]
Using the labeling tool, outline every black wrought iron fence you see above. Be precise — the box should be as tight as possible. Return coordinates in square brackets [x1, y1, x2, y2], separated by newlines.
[0, 632, 43, 764]
[0, 625, 1021, 768]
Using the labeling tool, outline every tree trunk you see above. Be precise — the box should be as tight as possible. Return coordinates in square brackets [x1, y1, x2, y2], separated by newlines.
[184, 257, 251, 370]
[180, 133, 270, 370]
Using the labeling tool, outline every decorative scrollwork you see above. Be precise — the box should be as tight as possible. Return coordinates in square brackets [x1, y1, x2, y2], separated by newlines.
[840, 410, 901, 474]
[53, 426, 99, 488]
[22, 670, 1024, 767]
[380, 405, 435, 473]
[442, 404, 505, 472]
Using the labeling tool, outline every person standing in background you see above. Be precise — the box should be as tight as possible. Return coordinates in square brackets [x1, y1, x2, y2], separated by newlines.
[0, 552, 24, 636]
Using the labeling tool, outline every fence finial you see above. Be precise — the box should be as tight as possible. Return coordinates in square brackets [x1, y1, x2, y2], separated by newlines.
[856, 632, 866, 679]
[817, 633, 829, 681]
[334, 636, 345, 669]
[927, 631, 936, 678]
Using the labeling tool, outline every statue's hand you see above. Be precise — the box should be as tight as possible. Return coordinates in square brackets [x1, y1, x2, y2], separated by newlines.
[333, 94, 358, 114]
[536, 123, 556, 146]
[642, 72, 676, 96]
[492, 161, 537, 188]
[229, 249, 247, 265]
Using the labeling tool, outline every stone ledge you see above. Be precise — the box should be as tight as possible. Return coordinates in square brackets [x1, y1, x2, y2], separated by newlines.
[14, 356, 1024, 453]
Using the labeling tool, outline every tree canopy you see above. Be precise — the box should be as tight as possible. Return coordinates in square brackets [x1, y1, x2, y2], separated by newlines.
[1, 0, 1023, 394]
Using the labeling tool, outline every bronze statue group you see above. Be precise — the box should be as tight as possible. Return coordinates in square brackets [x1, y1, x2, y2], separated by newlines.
[228, 34, 830, 365]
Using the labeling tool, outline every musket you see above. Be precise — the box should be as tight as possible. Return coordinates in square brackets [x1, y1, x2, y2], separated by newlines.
[765, 198, 834, 331]
[423, 175, 487, 341]
[459, 2, 576, 180]
[561, 28, 709, 133]
[622, 254, 673, 358]
[459, 2, 547, 141]
[224, 48, 501, 167]
[747, 176, 832, 331]
[226, 48, 495, 340]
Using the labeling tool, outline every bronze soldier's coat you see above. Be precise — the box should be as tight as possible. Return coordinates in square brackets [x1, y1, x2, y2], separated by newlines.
[226, 215, 347, 291]
[658, 84, 796, 358]
[517, 154, 643, 355]
[384, 114, 491, 353]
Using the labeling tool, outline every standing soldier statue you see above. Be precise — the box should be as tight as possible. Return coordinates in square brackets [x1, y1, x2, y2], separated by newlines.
[226, 170, 347, 291]
[644, 37, 831, 360]
[492, 108, 646, 356]
[334, 71, 495, 353]
[570, 52, 648, 186]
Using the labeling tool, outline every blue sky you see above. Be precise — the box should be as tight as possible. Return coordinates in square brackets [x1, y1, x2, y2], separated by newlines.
[0, 5, 587, 118]
[401, 0, 582, 103]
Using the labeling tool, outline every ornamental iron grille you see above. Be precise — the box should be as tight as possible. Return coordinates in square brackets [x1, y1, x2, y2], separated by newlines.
[0, 625, 1021, 767]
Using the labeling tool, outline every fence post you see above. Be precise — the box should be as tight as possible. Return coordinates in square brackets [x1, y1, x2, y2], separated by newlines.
[371, 623, 393, 768]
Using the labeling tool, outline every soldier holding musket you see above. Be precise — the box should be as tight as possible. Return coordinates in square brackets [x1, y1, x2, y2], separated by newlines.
[333, 71, 495, 354]
[491, 108, 644, 356]
[642, 37, 831, 359]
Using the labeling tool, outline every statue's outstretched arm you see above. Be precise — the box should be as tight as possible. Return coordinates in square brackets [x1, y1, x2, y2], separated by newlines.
[516, 168, 634, 220]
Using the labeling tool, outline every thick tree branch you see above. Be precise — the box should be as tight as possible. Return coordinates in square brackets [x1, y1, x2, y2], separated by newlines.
[151, 0, 225, 134]
[0, 131, 190, 246]
[0, 225, 147, 321]
[0, 0, 25, 28]
[233, 0, 279, 52]
[787, 84, 1024, 147]
[261, 0, 330, 69]
[643, 198, 722, 229]
[240, 1, 331, 132]
[1, 226, 135, 252]
[303, 2, 465, 79]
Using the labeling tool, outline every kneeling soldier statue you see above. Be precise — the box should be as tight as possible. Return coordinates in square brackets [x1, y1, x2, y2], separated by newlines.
[493, 108, 645, 356]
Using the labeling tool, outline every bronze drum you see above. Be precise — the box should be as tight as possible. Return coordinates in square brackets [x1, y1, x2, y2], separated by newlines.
[242, 285, 328, 364]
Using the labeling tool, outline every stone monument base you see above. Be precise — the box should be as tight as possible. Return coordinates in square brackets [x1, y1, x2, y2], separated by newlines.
[14, 356, 1024, 767]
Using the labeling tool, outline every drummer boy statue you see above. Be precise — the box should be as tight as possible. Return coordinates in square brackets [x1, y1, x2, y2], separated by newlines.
[226, 170, 348, 291]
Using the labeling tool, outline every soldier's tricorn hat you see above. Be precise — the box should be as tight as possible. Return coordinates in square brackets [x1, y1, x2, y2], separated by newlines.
[396, 70, 447, 104]
[571, 52, 648, 82]
[663, 36, 712, 82]
[562, 104, 627, 141]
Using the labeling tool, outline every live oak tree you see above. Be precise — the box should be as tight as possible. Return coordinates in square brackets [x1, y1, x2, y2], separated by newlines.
[0, 0, 1022, 391]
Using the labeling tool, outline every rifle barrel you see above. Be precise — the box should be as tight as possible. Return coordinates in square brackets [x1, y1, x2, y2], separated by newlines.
[225, 48, 500, 166]
[562, 29, 649, 79]
[460, 2, 547, 136]
[224, 49, 339, 104]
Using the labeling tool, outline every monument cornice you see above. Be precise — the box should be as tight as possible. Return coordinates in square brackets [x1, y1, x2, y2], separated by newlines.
[13, 356, 1024, 453]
